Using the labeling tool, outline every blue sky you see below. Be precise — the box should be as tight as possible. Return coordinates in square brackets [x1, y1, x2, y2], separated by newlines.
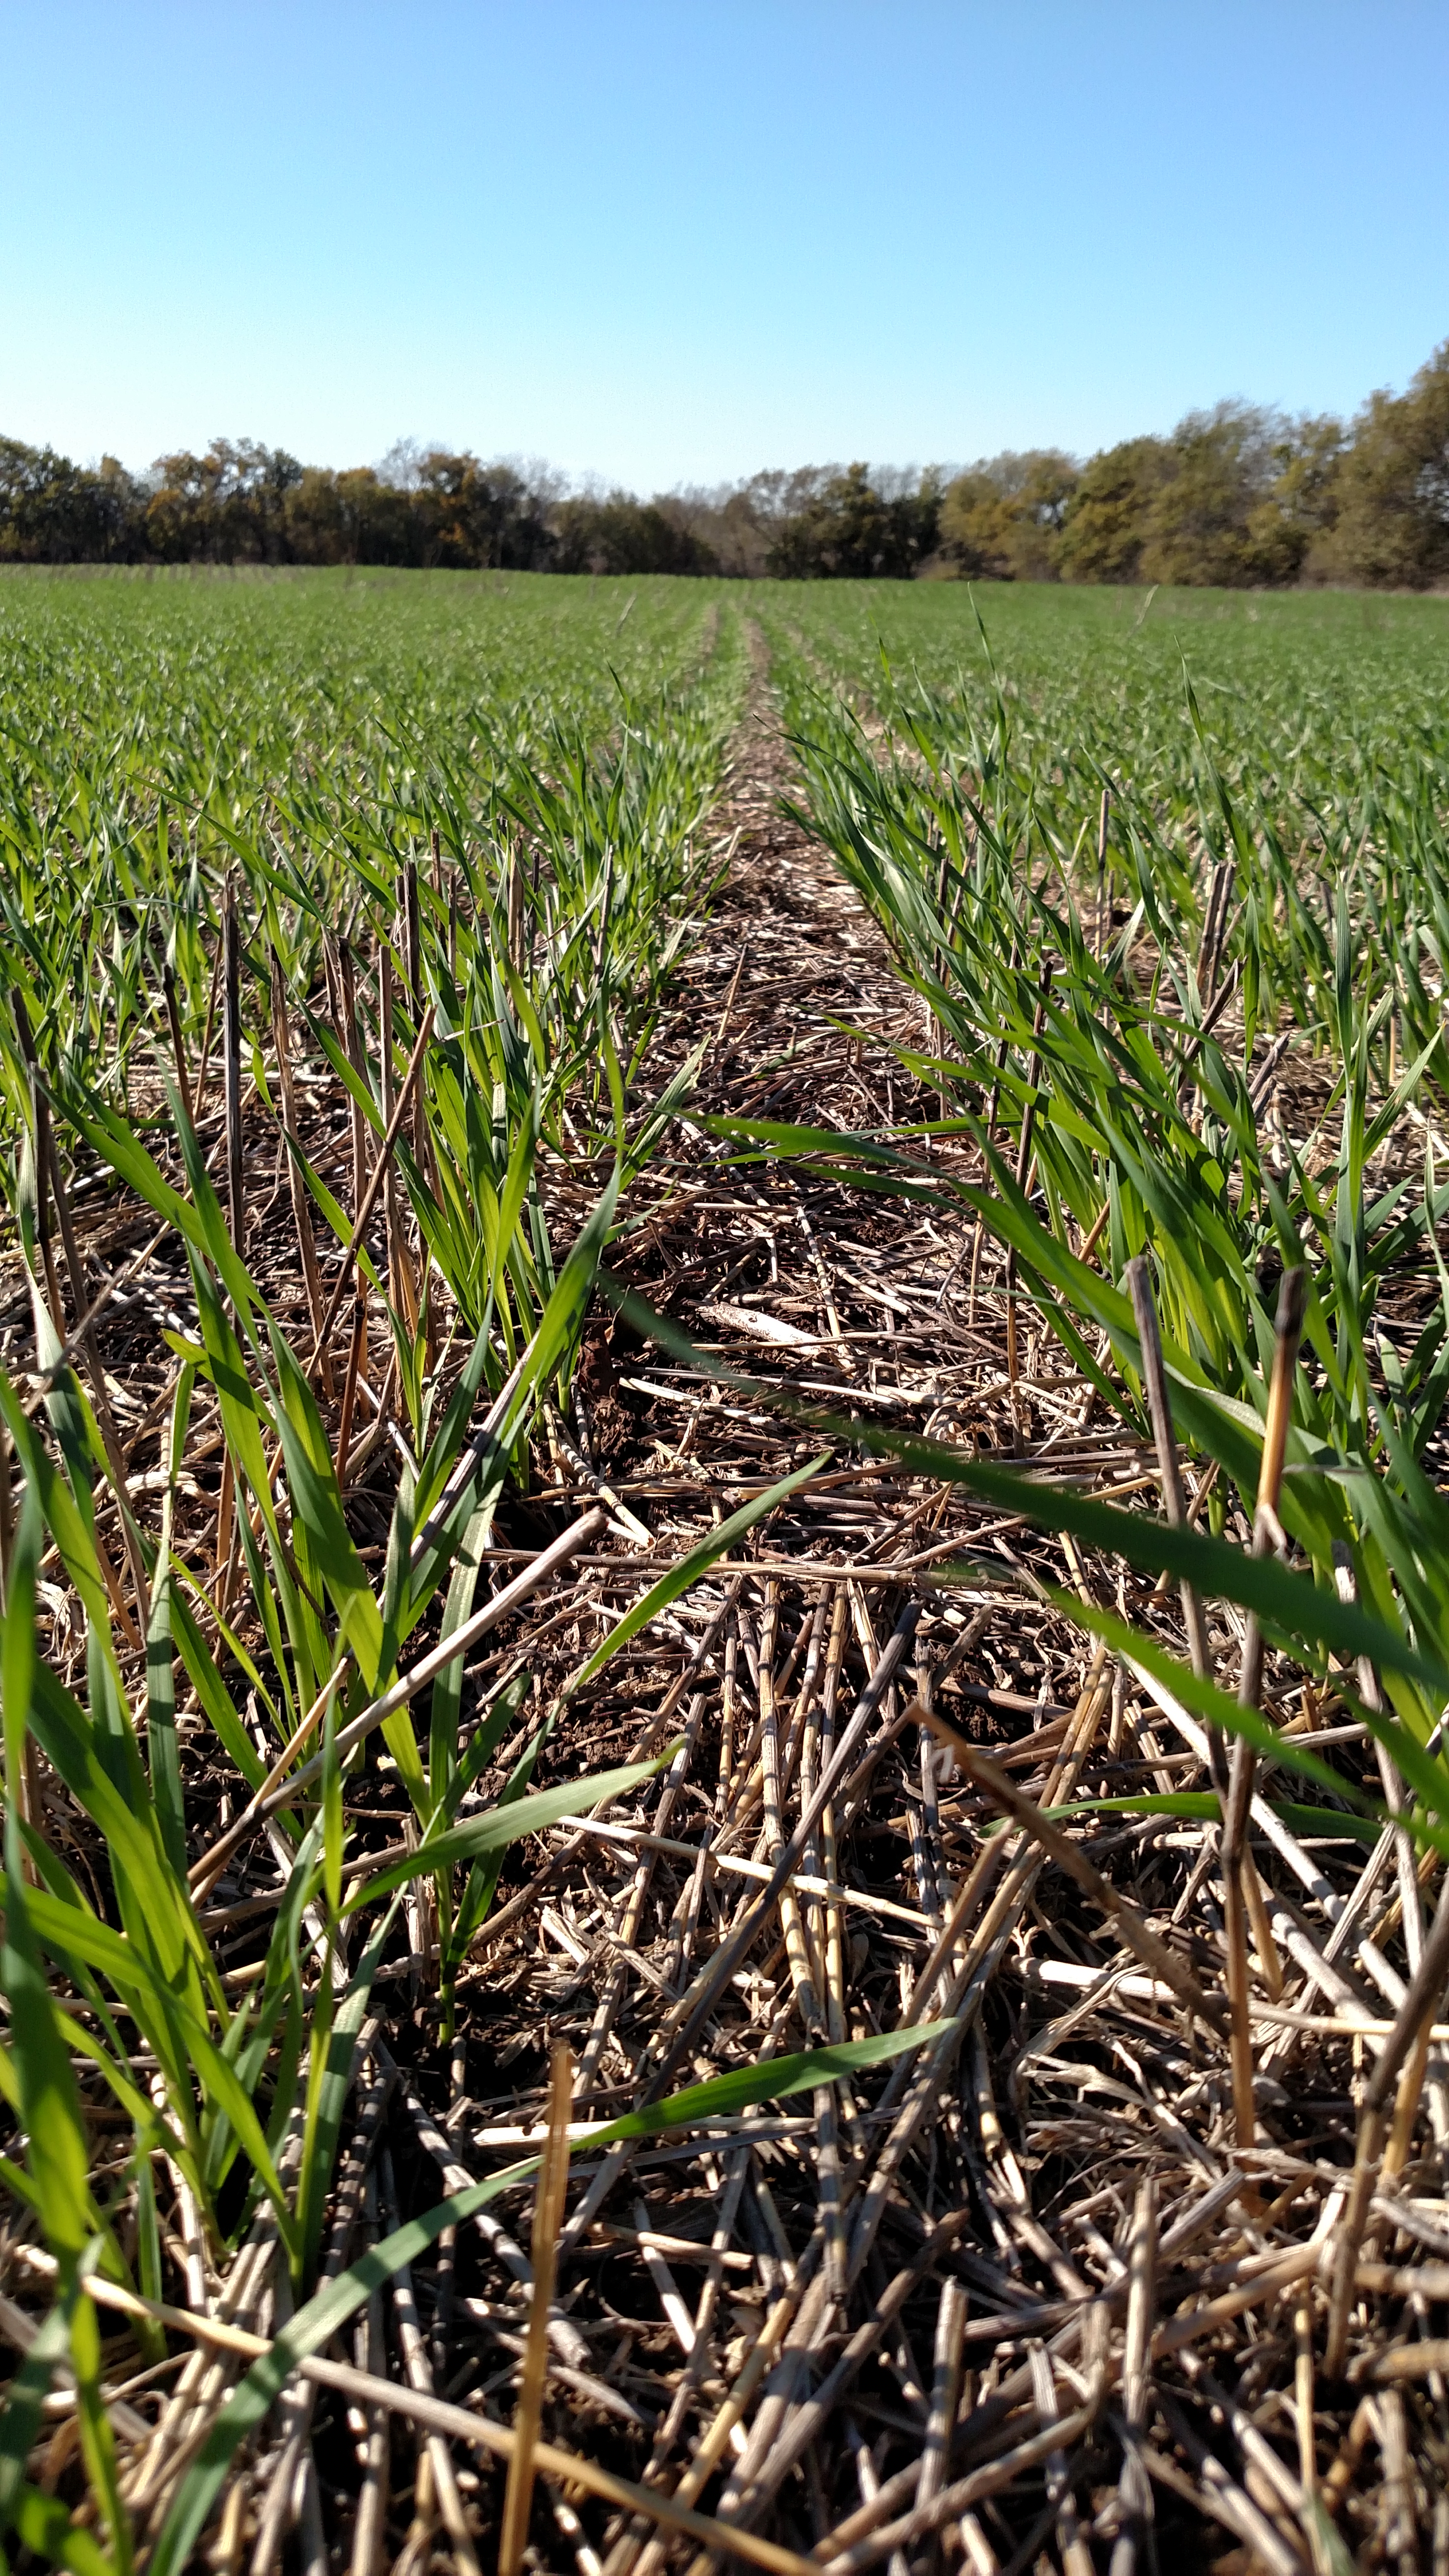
[3, 2, 1447, 490]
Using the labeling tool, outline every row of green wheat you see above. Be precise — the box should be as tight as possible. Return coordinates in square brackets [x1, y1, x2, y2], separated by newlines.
[718, 604, 1449, 1915]
[0, 589, 937, 2573]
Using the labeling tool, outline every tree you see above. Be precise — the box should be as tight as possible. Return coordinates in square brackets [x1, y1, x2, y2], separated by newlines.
[1136, 404, 1287, 587]
[551, 491, 716, 575]
[284, 466, 416, 565]
[1307, 342, 1449, 589]
[0, 335, 1446, 584]
[1248, 415, 1344, 583]
[766, 463, 940, 578]
[0, 440, 144, 562]
[938, 451, 1078, 580]
[1057, 410, 1347, 589]
[650, 470, 844, 577]
[145, 440, 303, 562]
[411, 452, 555, 570]
[1057, 436, 1174, 583]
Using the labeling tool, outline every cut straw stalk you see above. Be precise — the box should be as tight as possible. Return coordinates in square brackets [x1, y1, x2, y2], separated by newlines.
[1003, 957, 1052, 1437]
[967, 936, 1019, 1325]
[270, 945, 334, 1400]
[376, 942, 418, 1338]
[24, 1211, 171, 1407]
[192, 928, 223, 1113]
[922, 1709, 1226, 2034]
[309, 1000, 435, 1363]
[644, 1609, 921, 2089]
[336, 1293, 368, 1487]
[1107, 2176, 1156, 2576]
[34, 2259, 818, 2576]
[1127, 1257, 1283, 2010]
[329, 931, 373, 1480]
[808, 2220, 1339, 2575]
[12, 991, 65, 1330]
[1124, 1257, 1211, 1690]
[12, 993, 150, 1641]
[499, 2040, 575, 2576]
[1325, 1862, 1449, 2377]
[1197, 855, 1236, 1007]
[1222, 1265, 1305, 2152]
[161, 957, 191, 1122]
[222, 873, 244, 1256]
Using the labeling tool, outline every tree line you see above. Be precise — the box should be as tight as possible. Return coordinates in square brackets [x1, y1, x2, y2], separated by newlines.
[3, 338, 1447, 585]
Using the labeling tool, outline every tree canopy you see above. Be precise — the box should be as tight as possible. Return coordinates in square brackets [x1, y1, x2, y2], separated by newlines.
[4, 336, 1449, 585]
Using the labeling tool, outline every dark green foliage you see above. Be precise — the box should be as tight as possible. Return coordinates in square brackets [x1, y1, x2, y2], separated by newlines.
[0, 438, 558, 571]
[763, 463, 942, 578]
[0, 441, 144, 564]
[550, 491, 718, 575]
[942, 337, 1449, 590]
[938, 451, 1078, 581]
[955, 410, 1346, 589]
[5, 329, 1449, 583]
[1052, 437, 1167, 583]
[1312, 341, 1449, 589]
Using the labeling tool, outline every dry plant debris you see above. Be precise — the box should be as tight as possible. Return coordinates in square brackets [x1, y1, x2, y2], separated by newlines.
[0, 575, 1448, 2576]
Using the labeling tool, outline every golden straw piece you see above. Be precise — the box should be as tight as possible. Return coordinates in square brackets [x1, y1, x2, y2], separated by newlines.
[499, 2040, 575, 2576]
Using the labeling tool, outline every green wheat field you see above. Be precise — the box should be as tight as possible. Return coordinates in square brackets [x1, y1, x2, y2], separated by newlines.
[2, 564, 1449, 2574]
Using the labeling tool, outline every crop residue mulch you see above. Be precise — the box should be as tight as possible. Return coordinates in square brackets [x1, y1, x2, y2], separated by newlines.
[3, 650, 1441, 2575]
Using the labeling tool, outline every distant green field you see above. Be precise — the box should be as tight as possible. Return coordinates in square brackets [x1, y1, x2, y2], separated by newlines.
[752, 578, 1449, 860]
[0, 562, 729, 748]
[0, 567, 743, 1109]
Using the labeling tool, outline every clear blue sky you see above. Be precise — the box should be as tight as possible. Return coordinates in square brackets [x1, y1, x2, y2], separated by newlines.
[3, 2, 1446, 491]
